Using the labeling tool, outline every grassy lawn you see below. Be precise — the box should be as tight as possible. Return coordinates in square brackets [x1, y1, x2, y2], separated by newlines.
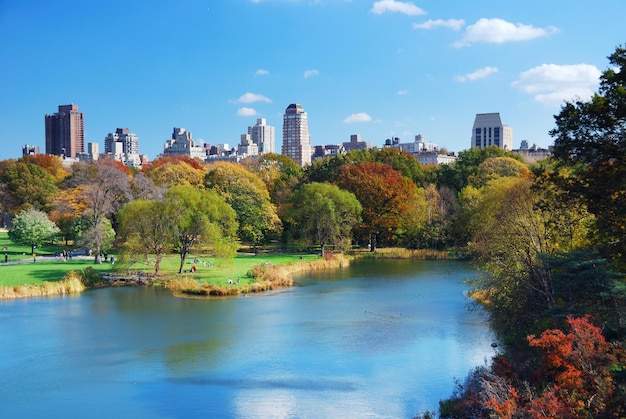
[124, 253, 319, 287]
[0, 258, 116, 287]
[0, 231, 75, 262]
[1, 229, 320, 288]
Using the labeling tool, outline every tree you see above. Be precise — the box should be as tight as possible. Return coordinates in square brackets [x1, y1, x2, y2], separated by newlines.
[130, 172, 164, 201]
[67, 159, 131, 263]
[418, 184, 457, 250]
[243, 153, 303, 204]
[22, 154, 69, 183]
[117, 199, 173, 274]
[336, 162, 422, 251]
[468, 176, 593, 344]
[527, 315, 618, 417]
[205, 163, 282, 246]
[8, 208, 60, 255]
[49, 185, 88, 245]
[550, 45, 626, 269]
[437, 146, 524, 193]
[0, 159, 58, 214]
[74, 211, 116, 258]
[469, 156, 529, 188]
[287, 182, 362, 256]
[143, 159, 205, 188]
[164, 185, 238, 274]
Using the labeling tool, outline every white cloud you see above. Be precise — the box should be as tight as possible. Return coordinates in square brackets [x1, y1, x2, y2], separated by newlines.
[455, 66, 499, 82]
[454, 18, 557, 47]
[255, 69, 269, 76]
[238, 92, 272, 103]
[396, 89, 408, 95]
[371, 0, 425, 16]
[512, 63, 601, 106]
[413, 19, 465, 31]
[344, 112, 372, 123]
[237, 107, 258, 116]
[304, 69, 320, 78]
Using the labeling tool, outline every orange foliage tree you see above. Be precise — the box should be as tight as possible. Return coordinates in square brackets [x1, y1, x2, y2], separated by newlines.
[336, 162, 422, 250]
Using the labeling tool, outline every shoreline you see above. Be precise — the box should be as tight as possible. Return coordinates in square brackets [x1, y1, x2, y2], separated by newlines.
[0, 249, 453, 300]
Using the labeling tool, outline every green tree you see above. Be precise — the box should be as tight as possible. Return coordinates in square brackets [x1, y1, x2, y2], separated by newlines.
[8, 208, 60, 255]
[550, 45, 626, 269]
[164, 185, 238, 274]
[74, 211, 116, 258]
[437, 146, 524, 193]
[117, 199, 173, 274]
[205, 163, 282, 246]
[287, 182, 362, 256]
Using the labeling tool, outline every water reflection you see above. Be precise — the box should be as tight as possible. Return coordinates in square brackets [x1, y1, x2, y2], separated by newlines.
[0, 259, 493, 418]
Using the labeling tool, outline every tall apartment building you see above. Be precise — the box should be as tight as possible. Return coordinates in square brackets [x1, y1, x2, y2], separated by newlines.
[282, 103, 311, 167]
[103, 128, 141, 166]
[104, 128, 139, 155]
[44, 104, 84, 157]
[163, 127, 207, 159]
[248, 118, 275, 154]
[471, 113, 513, 150]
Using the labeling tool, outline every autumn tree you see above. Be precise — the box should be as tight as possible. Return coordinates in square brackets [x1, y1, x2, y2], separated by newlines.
[49, 185, 88, 245]
[66, 159, 131, 263]
[417, 184, 457, 250]
[130, 172, 164, 201]
[287, 182, 362, 256]
[468, 176, 594, 343]
[205, 162, 282, 246]
[143, 158, 205, 188]
[0, 159, 58, 214]
[243, 153, 303, 205]
[550, 45, 626, 269]
[469, 156, 529, 188]
[9, 208, 60, 254]
[336, 162, 422, 251]
[164, 185, 238, 274]
[22, 154, 69, 183]
[526, 315, 619, 417]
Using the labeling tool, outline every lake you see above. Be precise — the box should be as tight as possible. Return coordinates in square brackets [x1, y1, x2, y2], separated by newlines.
[0, 259, 494, 418]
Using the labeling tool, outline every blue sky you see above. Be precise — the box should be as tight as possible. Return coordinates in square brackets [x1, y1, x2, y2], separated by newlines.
[0, 0, 624, 161]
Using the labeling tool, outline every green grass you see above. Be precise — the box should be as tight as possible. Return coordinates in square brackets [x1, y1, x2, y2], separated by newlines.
[0, 258, 116, 287]
[0, 231, 76, 262]
[0, 231, 320, 289]
[123, 253, 319, 287]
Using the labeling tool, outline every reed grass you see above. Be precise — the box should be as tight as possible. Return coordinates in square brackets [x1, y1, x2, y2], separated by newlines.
[352, 247, 453, 260]
[169, 253, 351, 297]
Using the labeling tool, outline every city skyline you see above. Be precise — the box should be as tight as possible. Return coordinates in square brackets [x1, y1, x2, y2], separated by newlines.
[1, 1, 624, 161]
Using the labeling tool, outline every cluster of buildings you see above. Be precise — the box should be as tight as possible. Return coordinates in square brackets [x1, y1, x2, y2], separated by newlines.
[27, 104, 551, 168]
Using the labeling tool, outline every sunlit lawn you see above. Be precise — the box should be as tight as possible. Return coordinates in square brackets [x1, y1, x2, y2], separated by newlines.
[0, 232, 319, 287]
[124, 253, 319, 286]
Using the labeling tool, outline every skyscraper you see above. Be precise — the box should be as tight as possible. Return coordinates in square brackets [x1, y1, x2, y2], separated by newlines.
[282, 103, 311, 166]
[248, 118, 275, 154]
[471, 113, 513, 150]
[45, 104, 84, 158]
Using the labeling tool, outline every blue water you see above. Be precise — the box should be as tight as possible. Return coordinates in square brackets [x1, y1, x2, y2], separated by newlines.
[0, 259, 493, 418]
